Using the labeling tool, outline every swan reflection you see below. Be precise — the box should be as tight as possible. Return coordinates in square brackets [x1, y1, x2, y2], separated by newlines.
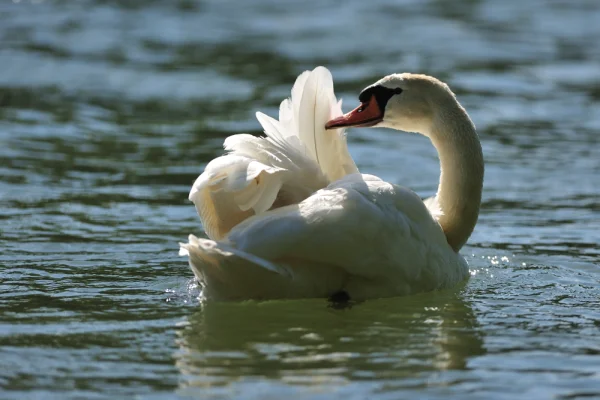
[174, 288, 484, 396]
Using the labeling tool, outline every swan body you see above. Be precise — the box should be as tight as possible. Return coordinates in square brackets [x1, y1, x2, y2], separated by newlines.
[180, 67, 483, 301]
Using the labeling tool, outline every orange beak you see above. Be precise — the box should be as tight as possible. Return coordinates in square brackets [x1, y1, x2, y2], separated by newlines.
[325, 94, 383, 129]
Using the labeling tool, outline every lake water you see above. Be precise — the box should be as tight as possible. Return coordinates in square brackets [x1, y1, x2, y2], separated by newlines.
[1, 0, 599, 398]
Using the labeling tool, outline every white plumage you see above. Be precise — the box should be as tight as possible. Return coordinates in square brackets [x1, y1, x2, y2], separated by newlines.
[180, 66, 480, 301]
[187, 67, 357, 240]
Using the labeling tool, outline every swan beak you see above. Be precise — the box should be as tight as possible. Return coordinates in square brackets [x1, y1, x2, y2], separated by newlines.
[325, 94, 383, 129]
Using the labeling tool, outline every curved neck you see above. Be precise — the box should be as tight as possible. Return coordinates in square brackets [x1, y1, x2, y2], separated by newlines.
[428, 104, 484, 252]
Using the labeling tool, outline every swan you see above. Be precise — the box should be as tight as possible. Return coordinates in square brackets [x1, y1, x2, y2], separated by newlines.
[179, 66, 483, 301]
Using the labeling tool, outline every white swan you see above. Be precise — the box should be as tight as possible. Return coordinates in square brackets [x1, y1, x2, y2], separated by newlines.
[179, 67, 484, 301]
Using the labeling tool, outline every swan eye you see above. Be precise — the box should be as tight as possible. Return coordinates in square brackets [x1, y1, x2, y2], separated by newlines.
[358, 85, 399, 111]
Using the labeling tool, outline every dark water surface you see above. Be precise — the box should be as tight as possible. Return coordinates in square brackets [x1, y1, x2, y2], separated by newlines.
[1, 0, 599, 399]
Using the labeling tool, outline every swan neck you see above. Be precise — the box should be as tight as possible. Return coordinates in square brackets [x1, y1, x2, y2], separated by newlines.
[429, 105, 483, 252]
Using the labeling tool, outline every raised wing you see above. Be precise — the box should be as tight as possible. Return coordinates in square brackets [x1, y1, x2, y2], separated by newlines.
[189, 67, 357, 240]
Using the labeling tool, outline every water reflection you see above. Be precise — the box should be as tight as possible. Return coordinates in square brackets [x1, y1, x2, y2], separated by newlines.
[174, 288, 484, 394]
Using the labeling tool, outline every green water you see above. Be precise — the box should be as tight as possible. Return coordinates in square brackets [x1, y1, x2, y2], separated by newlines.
[1, 0, 599, 398]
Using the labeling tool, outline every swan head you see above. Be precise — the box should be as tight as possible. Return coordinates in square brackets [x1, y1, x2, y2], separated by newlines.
[325, 73, 456, 136]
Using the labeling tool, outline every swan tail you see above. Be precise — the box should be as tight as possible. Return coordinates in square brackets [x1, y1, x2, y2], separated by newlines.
[179, 235, 293, 300]
[179, 234, 348, 301]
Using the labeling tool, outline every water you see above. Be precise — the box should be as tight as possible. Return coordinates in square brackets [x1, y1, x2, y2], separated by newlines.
[1, 0, 599, 398]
